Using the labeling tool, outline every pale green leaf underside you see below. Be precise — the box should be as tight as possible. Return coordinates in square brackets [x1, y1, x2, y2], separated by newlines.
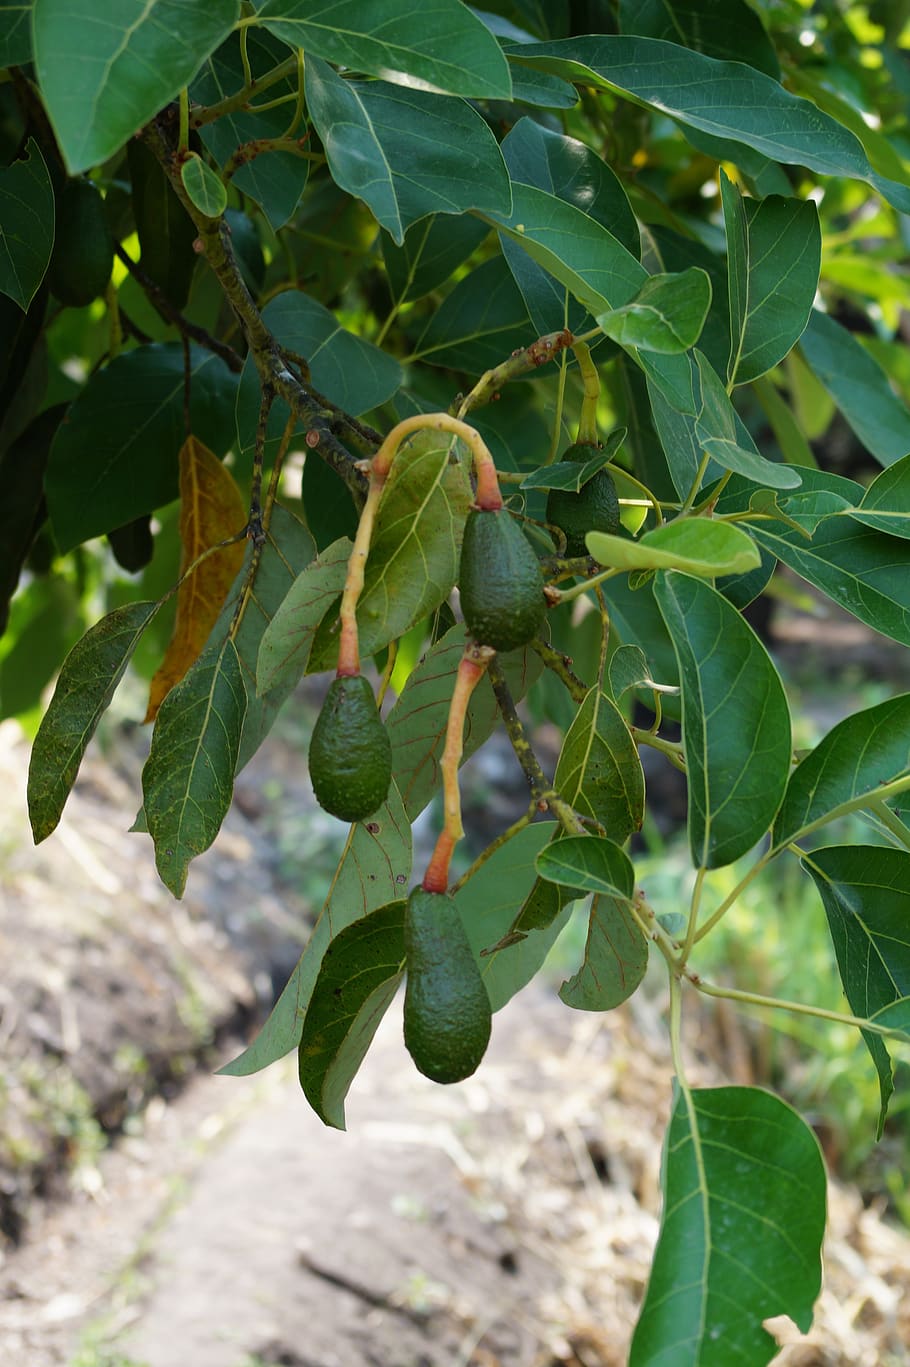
[588, 518, 761, 577]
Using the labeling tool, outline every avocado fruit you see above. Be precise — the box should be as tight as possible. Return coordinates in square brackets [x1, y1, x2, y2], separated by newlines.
[403, 887, 492, 1083]
[546, 442, 621, 557]
[308, 674, 392, 822]
[459, 507, 546, 652]
[48, 179, 114, 307]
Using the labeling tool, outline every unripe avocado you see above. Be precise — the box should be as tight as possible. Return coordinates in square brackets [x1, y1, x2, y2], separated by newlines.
[403, 887, 492, 1083]
[309, 674, 392, 822]
[48, 179, 114, 307]
[459, 507, 546, 652]
[546, 442, 621, 557]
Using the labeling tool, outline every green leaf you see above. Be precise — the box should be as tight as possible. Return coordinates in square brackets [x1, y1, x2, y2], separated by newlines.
[298, 900, 407, 1130]
[553, 689, 644, 843]
[387, 624, 542, 820]
[799, 309, 910, 468]
[773, 694, 910, 848]
[506, 61, 578, 110]
[721, 171, 821, 386]
[597, 268, 712, 355]
[536, 834, 635, 900]
[608, 642, 678, 701]
[692, 353, 803, 490]
[618, 0, 780, 78]
[192, 30, 308, 230]
[412, 255, 533, 372]
[588, 517, 761, 578]
[142, 638, 247, 898]
[0, 139, 54, 312]
[0, 1, 32, 65]
[263, 291, 402, 414]
[604, 575, 681, 720]
[382, 214, 489, 306]
[45, 344, 238, 554]
[630, 1085, 825, 1365]
[0, 575, 83, 719]
[559, 893, 648, 1011]
[33, 0, 240, 174]
[520, 431, 624, 491]
[28, 602, 160, 844]
[849, 453, 910, 540]
[259, 0, 512, 99]
[507, 36, 910, 215]
[221, 782, 412, 1075]
[179, 153, 227, 219]
[804, 845, 910, 1136]
[126, 140, 198, 309]
[305, 57, 511, 244]
[308, 428, 473, 670]
[749, 510, 910, 648]
[751, 375, 816, 469]
[654, 572, 791, 868]
[256, 535, 350, 698]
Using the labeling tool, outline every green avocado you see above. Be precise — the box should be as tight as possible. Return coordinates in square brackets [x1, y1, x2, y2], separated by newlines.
[546, 442, 621, 557]
[48, 179, 114, 308]
[308, 674, 392, 822]
[459, 507, 546, 652]
[403, 887, 492, 1084]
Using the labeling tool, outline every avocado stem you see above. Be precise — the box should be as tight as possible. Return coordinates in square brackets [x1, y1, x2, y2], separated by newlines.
[336, 468, 386, 676]
[572, 341, 601, 446]
[422, 644, 493, 893]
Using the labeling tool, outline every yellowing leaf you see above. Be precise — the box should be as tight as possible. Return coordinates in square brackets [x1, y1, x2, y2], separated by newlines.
[145, 437, 246, 721]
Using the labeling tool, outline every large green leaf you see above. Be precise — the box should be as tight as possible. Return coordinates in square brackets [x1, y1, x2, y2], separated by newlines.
[0, 139, 54, 312]
[553, 690, 644, 843]
[305, 57, 511, 244]
[0, 1, 32, 65]
[559, 893, 647, 1011]
[256, 536, 350, 699]
[28, 602, 160, 843]
[588, 518, 761, 578]
[298, 900, 407, 1130]
[773, 694, 910, 848]
[849, 453, 910, 540]
[630, 1085, 825, 1365]
[259, 0, 511, 99]
[655, 572, 791, 869]
[618, 0, 779, 78]
[221, 781, 412, 1076]
[412, 255, 533, 372]
[33, 0, 240, 174]
[597, 269, 712, 355]
[804, 845, 910, 1135]
[721, 171, 821, 386]
[692, 353, 802, 490]
[799, 310, 910, 468]
[536, 834, 635, 900]
[749, 504, 910, 648]
[45, 344, 238, 554]
[507, 36, 910, 214]
[382, 214, 489, 306]
[142, 638, 247, 898]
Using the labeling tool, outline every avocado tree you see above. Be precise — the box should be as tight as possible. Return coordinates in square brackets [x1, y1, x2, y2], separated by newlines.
[5, 1, 910, 1360]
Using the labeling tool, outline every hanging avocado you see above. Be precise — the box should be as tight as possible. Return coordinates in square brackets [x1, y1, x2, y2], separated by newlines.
[459, 507, 546, 652]
[546, 443, 621, 558]
[403, 887, 492, 1084]
[308, 674, 392, 822]
[48, 179, 114, 308]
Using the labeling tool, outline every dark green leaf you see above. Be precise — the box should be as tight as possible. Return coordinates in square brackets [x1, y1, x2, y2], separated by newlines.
[142, 638, 247, 897]
[0, 403, 64, 634]
[520, 431, 623, 491]
[305, 58, 511, 244]
[773, 694, 910, 848]
[221, 782, 412, 1075]
[256, 536, 351, 699]
[507, 61, 578, 109]
[0, 1, 32, 65]
[553, 690, 644, 842]
[849, 453, 910, 540]
[28, 602, 159, 843]
[259, 0, 512, 99]
[692, 353, 803, 489]
[34, 0, 240, 174]
[412, 255, 533, 372]
[655, 572, 791, 868]
[619, 0, 779, 75]
[298, 900, 407, 1129]
[536, 834, 635, 899]
[559, 893, 647, 1011]
[126, 139, 198, 309]
[799, 310, 910, 468]
[382, 215, 489, 305]
[0, 139, 54, 311]
[603, 575, 681, 719]
[630, 1085, 825, 1365]
[721, 171, 821, 385]
[804, 845, 910, 1135]
[179, 153, 227, 218]
[46, 344, 238, 554]
[597, 268, 712, 355]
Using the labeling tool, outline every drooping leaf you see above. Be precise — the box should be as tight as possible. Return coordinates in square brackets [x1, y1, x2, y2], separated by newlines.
[630, 1085, 826, 1365]
[145, 437, 247, 722]
[587, 518, 761, 578]
[848, 453, 910, 540]
[126, 139, 198, 309]
[305, 57, 511, 244]
[536, 834, 635, 900]
[221, 781, 412, 1076]
[45, 344, 238, 554]
[179, 152, 227, 218]
[413, 255, 533, 372]
[618, 0, 780, 78]
[559, 893, 647, 1011]
[597, 268, 712, 355]
[773, 694, 910, 848]
[142, 637, 247, 897]
[654, 572, 791, 868]
[256, 536, 351, 698]
[298, 900, 407, 1129]
[553, 689, 644, 843]
[27, 602, 160, 843]
[799, 309, 910, 468]
[259, 0, 512, 100]
[721, 171, 821, 386]
[0, 139, 54, 312]
[33, 0, 240, 174]
[0, 1, 32, 65]
[804, 845, 910, 1135]
[381, 214, 489, 306]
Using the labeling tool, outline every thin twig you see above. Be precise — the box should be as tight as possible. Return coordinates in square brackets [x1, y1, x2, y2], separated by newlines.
[115, 243, 244, 373]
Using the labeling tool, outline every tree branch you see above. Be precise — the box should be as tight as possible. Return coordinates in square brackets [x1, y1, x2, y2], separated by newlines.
[115, 243, 244, 373]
